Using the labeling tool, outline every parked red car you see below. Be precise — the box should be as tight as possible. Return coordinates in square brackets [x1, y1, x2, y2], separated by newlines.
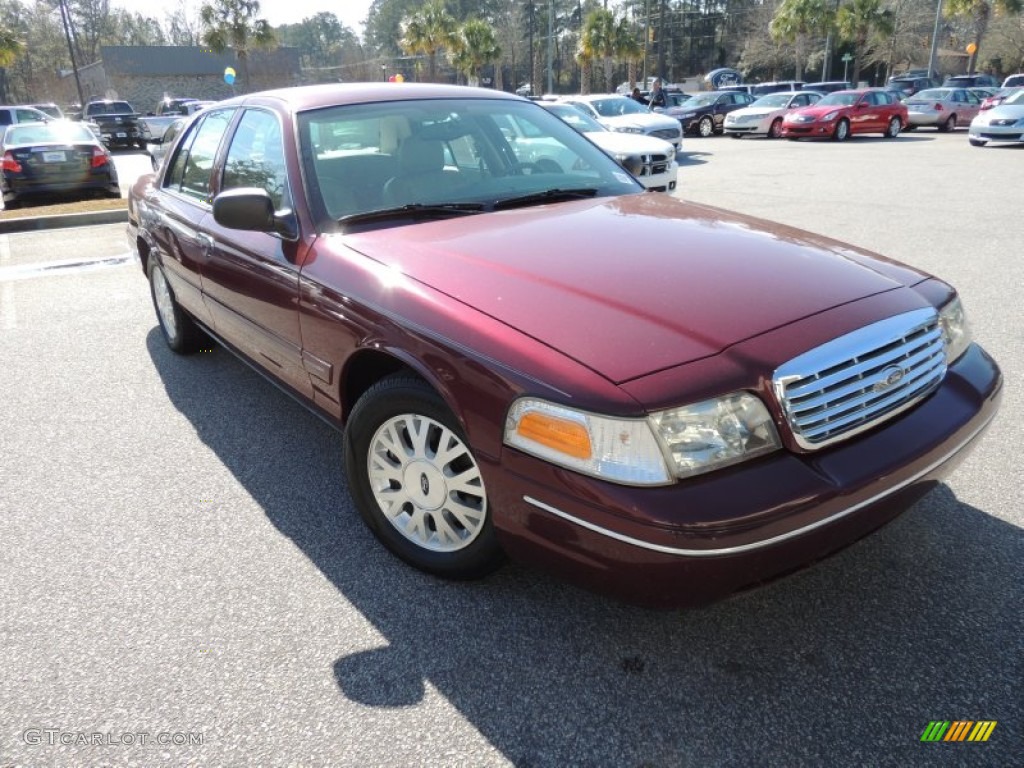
[127, 84, 1001, 607]
[782, 88, 908, 141]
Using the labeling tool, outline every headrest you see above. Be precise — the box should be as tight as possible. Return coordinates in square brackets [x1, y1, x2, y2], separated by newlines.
[398, 137, 444, 175]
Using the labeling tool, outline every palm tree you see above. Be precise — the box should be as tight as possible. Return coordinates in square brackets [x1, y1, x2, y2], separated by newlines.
[770, 0, 833, 81]
[200, 0, 276, 92]
[0, 24, 24, 104]
[579, 8, 637, 94]
[616, 18, 643, 92]
[0, 25, 24, 67]
[400, 1, 458, 83]
[836, 0, 894, 85]
[945, 0, 1023, 73]
[450, 19, 501, 87]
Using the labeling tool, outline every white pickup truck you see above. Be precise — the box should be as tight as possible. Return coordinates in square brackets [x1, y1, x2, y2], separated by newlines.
[138, 98, 213, 144]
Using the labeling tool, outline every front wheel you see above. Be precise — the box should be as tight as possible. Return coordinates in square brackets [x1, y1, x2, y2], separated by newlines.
[148, 259, 207, 353]
[344, 374, 503, 580]
[885, 117, 901, 138]
[939, 115, 957, 133]
[768, 118, 783, 139]
[698, 116, 714, 138]
[832, 119, 850, 142]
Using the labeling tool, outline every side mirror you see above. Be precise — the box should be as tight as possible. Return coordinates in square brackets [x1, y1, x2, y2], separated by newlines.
[212, 188, 297, 240]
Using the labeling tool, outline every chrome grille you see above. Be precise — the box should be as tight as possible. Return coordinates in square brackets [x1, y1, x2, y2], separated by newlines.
[773, 308, 946, 450]
[650, 128, 681, 142]
[638, 152, 671, 177]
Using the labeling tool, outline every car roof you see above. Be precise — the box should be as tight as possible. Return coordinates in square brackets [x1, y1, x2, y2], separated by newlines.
[210, 83, 523, 113]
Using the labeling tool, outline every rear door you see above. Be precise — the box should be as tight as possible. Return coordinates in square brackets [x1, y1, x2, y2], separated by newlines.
[151, 107, 237, 329]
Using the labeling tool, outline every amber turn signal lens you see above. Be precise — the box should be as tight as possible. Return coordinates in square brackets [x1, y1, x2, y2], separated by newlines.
[516, 411, 593, 460]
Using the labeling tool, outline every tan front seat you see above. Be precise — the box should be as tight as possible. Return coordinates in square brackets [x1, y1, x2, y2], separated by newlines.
[383, 136, 461, 206]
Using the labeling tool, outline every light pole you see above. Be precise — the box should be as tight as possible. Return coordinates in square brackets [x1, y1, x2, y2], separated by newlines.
[927, 0, 943, 80]
[381, 63, 387, 82]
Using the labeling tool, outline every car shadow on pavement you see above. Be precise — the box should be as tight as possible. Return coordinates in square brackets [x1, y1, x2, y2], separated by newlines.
[147, 329, 1023, 766]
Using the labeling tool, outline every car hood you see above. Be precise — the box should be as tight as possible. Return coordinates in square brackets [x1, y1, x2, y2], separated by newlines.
[599, 112, 680, 132]
[340, 194, 919, 384]
[584, 130, 675, 155]
[788, 104, 850, 118]
[664, 104, 709, 117]
[726, 105, 780, 119]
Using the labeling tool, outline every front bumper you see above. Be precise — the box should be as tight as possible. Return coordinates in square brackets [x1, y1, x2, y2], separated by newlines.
[487, 343, 1001, 608]
[969, 126, 1024, 143]
[781, 121, 835, 138]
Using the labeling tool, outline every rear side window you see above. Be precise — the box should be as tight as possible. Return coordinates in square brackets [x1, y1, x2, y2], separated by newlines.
[164, 108, 236, 203]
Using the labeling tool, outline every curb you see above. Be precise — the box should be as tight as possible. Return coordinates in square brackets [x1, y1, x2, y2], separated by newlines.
[0, 208, 129, 235]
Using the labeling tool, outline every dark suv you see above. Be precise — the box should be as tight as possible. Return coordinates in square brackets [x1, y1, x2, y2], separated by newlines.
[887, 76, 938, 98]
[943, 74, 1001, 88]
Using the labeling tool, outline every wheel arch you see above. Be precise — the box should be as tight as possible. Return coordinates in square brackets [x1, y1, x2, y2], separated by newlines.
[340, 347, 462, 432]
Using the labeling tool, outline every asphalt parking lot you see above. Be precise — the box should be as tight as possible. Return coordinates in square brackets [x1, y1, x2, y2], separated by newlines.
[0, 129, 1021, 767]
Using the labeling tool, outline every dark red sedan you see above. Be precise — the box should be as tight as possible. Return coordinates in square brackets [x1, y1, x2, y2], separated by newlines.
[782, 88, 908, 141]
[128, 84, 1001, 607]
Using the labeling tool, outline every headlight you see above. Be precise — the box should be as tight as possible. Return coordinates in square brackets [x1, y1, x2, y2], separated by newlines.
[612, 152, 644, 175]
[938, 296, 971, 363]
[680, 113, 696, 120]
[504, 399, 671, 485]
[650, 393, 781, 479]
[822, 111, 839, 121]
[616, 126, 643, 134]
[504, 392, 781, 485]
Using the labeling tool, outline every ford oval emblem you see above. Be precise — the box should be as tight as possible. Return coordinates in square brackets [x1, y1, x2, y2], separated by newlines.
[874, 366, 905, 392]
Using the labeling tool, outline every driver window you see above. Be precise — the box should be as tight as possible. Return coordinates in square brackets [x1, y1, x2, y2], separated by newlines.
[222, 109, 291, 210]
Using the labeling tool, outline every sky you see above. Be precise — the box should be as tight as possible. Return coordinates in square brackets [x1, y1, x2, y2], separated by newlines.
[114, 0, 376, 36]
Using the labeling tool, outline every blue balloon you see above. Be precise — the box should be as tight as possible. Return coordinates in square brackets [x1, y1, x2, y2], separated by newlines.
[224, 73, 235, 85]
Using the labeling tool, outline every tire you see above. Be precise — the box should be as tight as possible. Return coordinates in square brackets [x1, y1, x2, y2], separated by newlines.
[698, 116, 714, 138]
[344, 374, 503, 580]
[832, 119, 850, 142]
[3, 199, 21, 210]
[885, 117, 901, 138]
[939, 115, 956, 133]
[768, 118, 783, 139]
[969, 138, 987, 146]
[148, 258, 207, 354]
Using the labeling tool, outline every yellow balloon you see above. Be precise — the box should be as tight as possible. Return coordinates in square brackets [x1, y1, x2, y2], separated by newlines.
[394, 73, 405, 83]
[224, 67, 237, 77]
[966, 43, 977, 55]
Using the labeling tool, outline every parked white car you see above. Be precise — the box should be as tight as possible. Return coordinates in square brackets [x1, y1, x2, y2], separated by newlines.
[558, 94, 683, 150]
[723, 91, 823, 138]
[968, 87, 1024, 146]
[538, 101, 677, 192]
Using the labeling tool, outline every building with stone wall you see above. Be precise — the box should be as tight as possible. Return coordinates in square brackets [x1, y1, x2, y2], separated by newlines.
[63, 45, 303, 113]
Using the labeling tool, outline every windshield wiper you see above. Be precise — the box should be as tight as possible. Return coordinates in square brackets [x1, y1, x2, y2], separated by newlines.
[492, 187, 599, 211]
[338, 202, 485, 227]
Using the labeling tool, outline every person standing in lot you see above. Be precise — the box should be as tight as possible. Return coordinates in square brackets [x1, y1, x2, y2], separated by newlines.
[648, 79, 666, 109]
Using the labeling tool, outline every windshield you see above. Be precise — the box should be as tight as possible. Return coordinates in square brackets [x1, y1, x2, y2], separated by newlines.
[682, 94, 718, 108]
[1005, 89, 1024, 106]
[589, 97, 648, 117]
[5, 122, 96, 145]
[751, 94, 793, 108]
[299, 98, 641, 230]
[911, 89, 951, 101]
[542, 103, 606, 133]
[816, 92, 859, 106]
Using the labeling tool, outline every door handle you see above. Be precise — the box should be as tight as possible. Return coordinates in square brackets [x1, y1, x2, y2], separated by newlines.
[197, 232, 214, 257]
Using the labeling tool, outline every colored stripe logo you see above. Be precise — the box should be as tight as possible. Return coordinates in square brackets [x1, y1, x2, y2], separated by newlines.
[921, 721, 997, 742]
